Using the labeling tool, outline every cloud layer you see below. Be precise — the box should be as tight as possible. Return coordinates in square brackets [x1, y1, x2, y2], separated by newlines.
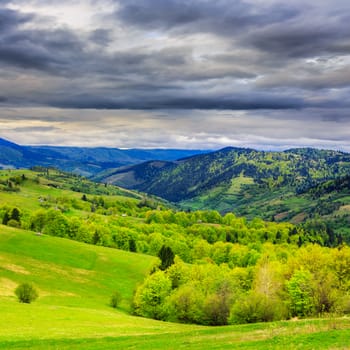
[1, 0, 350, 150]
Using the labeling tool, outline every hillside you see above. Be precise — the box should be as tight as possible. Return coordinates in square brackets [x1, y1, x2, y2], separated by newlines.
[0, 225, 155, 310]
[2, 227, 350, 349]
[1, 167, 346, 251]
[99, 147, 350, 225]
[0, 137, 209, 177]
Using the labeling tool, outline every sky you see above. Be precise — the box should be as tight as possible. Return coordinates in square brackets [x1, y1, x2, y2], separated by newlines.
[1, 0, 350, 150]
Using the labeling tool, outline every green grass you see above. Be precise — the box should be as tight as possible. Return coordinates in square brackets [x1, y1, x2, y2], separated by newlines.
[0, 169, 141, 212]
[0, 306, 349, 350]
[1, 225, 350, 349]
[226, 176, 254, 195]
[0, 225, 155, 310]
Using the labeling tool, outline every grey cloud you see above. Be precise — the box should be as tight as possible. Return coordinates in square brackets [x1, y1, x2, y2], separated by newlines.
[89, 29, 113, 46]
[115, 0, 350, 71]
[0, 45, 62, 71]
[256, 63, 350, 90]
[49, 91, 305, 110]
[3, 106, 350, 151]
[0, 9, 183, 79]
[13, 126, 59, 132]
[117, 0, 298, 36]
[0, 7, 33, 31]
[0, 7, 84, 73]
[244, 19, 350, 59]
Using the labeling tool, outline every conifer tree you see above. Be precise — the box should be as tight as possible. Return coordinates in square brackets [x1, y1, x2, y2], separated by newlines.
[158, 245, 175, 270]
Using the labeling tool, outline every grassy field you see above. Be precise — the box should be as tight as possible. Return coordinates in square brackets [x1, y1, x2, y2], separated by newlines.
[0, 169, 141, 211]
[1, 225, 350, 349]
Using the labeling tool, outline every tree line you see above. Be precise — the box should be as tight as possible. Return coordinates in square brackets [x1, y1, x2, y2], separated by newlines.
[134, 244, 350, 325]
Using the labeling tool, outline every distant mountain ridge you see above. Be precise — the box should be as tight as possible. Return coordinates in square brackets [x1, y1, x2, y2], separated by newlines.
[0, 137, 210, 176]
[99, 146, 350, 197]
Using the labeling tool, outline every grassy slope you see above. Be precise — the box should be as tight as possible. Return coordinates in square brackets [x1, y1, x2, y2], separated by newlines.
[1, 226, 350, 349]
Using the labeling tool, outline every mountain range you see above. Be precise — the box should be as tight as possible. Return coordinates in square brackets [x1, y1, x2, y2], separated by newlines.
[0, 137, 208, 177]
[1, 137, 350, 231]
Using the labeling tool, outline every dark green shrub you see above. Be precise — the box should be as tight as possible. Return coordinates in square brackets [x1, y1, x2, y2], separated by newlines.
[110, 290, 122, 308]
[15, 283, 38, 303]
[158, 245, 175, 270]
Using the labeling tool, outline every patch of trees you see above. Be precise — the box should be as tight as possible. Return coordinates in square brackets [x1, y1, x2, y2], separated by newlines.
[1, 206, 22, 228]
[133, 244, 350, 325]
[307, 175, 350, 198]
[0, 199, 345, 263]
[0, 174, 26, 192]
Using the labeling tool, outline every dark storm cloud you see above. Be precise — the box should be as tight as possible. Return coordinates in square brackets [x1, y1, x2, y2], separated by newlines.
[117, 0, 298, 35]
[0, 7, 84, 73]
[0, 45, 62, 71]
[244, 17, 350, 59]
[0, 9, 49, 70]
[0, 7, 188, 79]
[1, 1, 347, 106]
[50, 92, 305, 110]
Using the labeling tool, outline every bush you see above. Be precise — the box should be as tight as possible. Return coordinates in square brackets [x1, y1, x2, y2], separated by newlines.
[15, 283, 38, 303]
[229, 292, 284, 324]
[133, 271, 172, 320]
[203, 293, 231, 325]
[286, 269, 315, 317]
[110, 290, 122, 308]
[7, 219, 21, 228]
[167, 284, 205, 324]
[333, 294, 350, 314]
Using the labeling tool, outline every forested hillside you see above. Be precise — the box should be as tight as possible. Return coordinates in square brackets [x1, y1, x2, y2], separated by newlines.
[99, 147, 350, 228]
